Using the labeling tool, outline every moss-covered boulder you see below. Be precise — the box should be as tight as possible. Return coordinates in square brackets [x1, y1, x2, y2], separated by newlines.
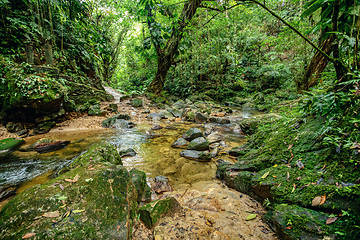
[0, 138, 25, 159]
[139, 197, 181, 228]
[0, 142, 146, 239]
[88, 105, 106, 116]
[102, 115, 135, 129]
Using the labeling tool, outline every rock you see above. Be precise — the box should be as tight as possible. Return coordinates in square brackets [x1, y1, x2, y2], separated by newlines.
[180, 150, 212, 162]
[210, 147, 219, 158]
[119, 148, 137, 157]
[131, 98, 143, 107]
[107, 103, 118, 112]
[165, 125, 176, 130]
[34, 139, 70, 153]
[182, 128, 204, 141]
[139, 197, 181, 228]
[0, 185, 16, 201]
[33, 121, 55, 134]
[142, 110, 151, 114]
[0, 138, 25, 159]
[187, 137, 210, 151]
[5, 122, 24, 133]
[151, 125, 163, 130]
[130, 169, 149, 203]
[102, 116, 135, 129]
[172, 100, 186, 109]
[151, 176, 173, 194]
[238, 114, 281, 135]
[145, 131, 163, 139]
[71, 142, 122, 167]
[185, 110, 196, 121]
[195, 112, 208, 123]
[206, 132, 223, 143]
[88, 104, 106, 116]
[229, 145, 249, 157]
[171, 138, 188, 149]
[209, 117, 230, 124]
[16, 129, 29, 137]
[120, 95, 131, 101]
[167, 108, 182, 118]
[0, 142, 146, 239]
[265, 204, 335, 240]
[146, 112, 164, 120]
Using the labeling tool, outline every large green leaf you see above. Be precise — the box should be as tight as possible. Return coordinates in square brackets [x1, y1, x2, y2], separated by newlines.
[301, 0, 334, 18]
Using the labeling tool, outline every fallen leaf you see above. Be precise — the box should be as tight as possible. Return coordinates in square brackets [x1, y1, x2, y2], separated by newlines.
[59, 184, 64, 190]
[269, 148, 272, 151]
[64, 179, 73, 183]
[291, 184, 296, 193]
[62, 211, 71, 219]
[273, 164, 278, 167]
[73, 209, 85, 214]
[72, 174, 80, 183]
[287, 144, 293, 150]
[320, 195, 326, 205]
[88, 167, 95, 171]
[85, 178, 93, 182]
[277, 183, 282, 188]
[42, 211, 60, 218]
[22, 233, 36, 239]
[326, 217, 338, 225]
[60, 204, 67, 209]
[261, 171, 270, 179]
[296, 160, 305, 169]
[272, 175, 277, 178]
[286, 172, 290, 181]
[285, 226, 293, 230]
[312, 196, 322, 206]
[246, 213, 257, 221]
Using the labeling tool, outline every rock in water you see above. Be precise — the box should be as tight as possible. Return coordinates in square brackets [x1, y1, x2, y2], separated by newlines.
[209, 117, 230, 124]
[182, 128, 204, 141]
[34, 139, 70, 153]
[119, 148, 137, 157]
[0, 138, 25, 159]
[151, 175, 173, 194]
[206, 132, 223, 143]
[187, 137, 210, 151]
[195, 112, 208, 123]
[171, 138, 188, 149]
[151, 125, 163, 130]
[180, 150, 212, 162]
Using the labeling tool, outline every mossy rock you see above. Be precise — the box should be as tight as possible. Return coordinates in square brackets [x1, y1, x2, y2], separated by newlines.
[101, 114, 132, 128]
[33, 121, 55, 134]
[265, 204, 335, 240]
[0, 142, 142, 239]
[131, 99, 143, 107]
[139, 197, 181, 228]
[130, 169, 148, 203]
[71, 142, 122, 167]
[88, 105, 106, 116]
[187, 137, 210, 151]
[0, 138, 25, 159]
[180, 150, 212, 162]
[120, 95, 131, 102]
[182, 128, 204, 141]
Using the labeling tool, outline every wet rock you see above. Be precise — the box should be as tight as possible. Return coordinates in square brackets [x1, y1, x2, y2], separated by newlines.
[0, 142, 146, 239]
[130, 169, 149, 203]
[187, 137, 210, 151]
[16, 129, 29, 137]
[209, 117, 230, 124]
[195, 112, 207, 123]
[206, 132, 223, 143]
[210, 147, 219, 158]
[180, 150, 212, 162]
[34, 139, 70, 153]
[119, 148, 137, 157]
[265, 204, 335, 240]
[172, 100, 186, 109]
[107, 103, 118, 112]
[171, 138, 188, 149]
[229, 144, 249, 157]
[5, 122, 25, 133]
[131, 98, 143, 107]
[165, 125, 176, 130]
[142, 110, 150, 114]
[0, 138, 25, 159]
[151, 175, 173, 194]
[33, 121, 55, 134]
[185, 111, 196, 121]
[146, 112, 164, 120]
[0, 185, 16, 201]
[151, 125, 163, 130]
[139, 197, 181, 228]
[88, 104, 106, 116]
[182, 128, 204, 141]
[145, 131, 163, 139]
[117, 114, 131, 120]
[168, 108, 182, 118]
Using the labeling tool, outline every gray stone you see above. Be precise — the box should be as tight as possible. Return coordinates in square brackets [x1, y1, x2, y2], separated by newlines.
[171, 138, 188, 149]
[187, 137, 210, 151]
[119, 148, 137, 157]
[209, 117, 230, 124]
[206, 132, 223, 143]
[172, 100, 186, 109]
[182, 128, 204, 141]
[151, 175, 173, 194]
[159, 110, 173, 119]
[180, 150, 212, 162]
[195, 112, 208, 123]
[146, 112, 164, 120]
[131, 98, 143, 107]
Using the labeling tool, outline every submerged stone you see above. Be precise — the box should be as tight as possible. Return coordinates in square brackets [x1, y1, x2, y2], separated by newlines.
[151, 175, 173, 194]
[171, 138, 188, 149]
[119, 148, 136, 157]
[206, 132, 223, 143]
[209, 117, 230, 124]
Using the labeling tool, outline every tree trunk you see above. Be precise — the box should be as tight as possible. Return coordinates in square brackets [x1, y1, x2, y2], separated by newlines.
[44, 43, 53, 65]
[146, 0, 203, 95]
[296, 35, 333, 92]
[25, 44, 34, 64]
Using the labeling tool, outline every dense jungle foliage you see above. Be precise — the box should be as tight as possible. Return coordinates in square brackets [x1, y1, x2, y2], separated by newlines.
[1, 0, 360, 239]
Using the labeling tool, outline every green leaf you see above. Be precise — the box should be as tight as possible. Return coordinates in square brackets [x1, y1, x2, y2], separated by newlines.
[301, 0, 332, 18]
[246, 213, 257, 221]
[261, 171, 270, 179]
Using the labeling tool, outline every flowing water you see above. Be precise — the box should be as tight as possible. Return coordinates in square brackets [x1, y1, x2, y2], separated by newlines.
[0, 108, 259, 201]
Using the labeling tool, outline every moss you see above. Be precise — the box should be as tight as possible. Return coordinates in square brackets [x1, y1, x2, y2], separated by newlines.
[0, 138, 25, 151]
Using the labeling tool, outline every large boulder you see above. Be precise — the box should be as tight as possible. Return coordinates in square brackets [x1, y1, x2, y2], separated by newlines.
[0, 142, 147, 239]
[131, 98, 143, 107]
[102, 115, 135, 129]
